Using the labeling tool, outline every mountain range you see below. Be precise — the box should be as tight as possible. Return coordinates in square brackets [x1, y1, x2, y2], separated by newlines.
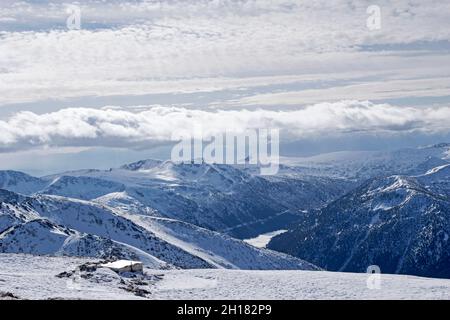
[1, 143, 450, 277]
[269, 144, 450, 278]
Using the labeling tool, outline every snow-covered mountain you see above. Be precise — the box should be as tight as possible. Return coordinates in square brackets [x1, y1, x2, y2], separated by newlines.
[0, 159, 352, 239]
[0, 188, 317, 271]
[1, 143, 450, 277]
[269, 170, 450, 278]
[37, 160, 352, 239]
[415, 164, 450, 197]
[35, 144, 449, 239]
[0, 171, 47, 195]
[41, 175, 126, 201]
[266, 144, 450, 279]
[0, 218, 167, 268]
[280, 143, 450, 180]
[116, 214, 317, 270]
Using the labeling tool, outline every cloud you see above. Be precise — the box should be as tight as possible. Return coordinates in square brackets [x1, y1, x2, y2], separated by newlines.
[0, 100, 449, 152]
[0, 1, 450, 106]
[236, 76, 450, 106]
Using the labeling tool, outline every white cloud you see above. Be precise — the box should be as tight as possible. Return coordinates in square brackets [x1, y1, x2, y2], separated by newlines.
[236, 76, 450, 106]
[0, 1, 450, 106]
[1, 101, 449, 151]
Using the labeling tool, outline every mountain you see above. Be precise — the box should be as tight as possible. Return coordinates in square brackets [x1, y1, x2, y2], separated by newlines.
[40, 161, 352, 238]
[0, 218, 168, 268]
[116, 214, 318, 270]
[119, 159, 163, 171]
[0, 171, 47, 195]
[41, 175, 126, 200]
[280, 143, 450, 180]
[0, 188, 317, 271]
[268, 171, 450, 278]
[0, 189, 40, 232]
[416, 164, 450, 197]
[0, 160, 352, 239]
[2, 144, 449, 276]
[2, 253, 450, 300]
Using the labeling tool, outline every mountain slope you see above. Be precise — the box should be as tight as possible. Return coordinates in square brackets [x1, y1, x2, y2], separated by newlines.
[268, 173, 450, 278]
[280, 143, 450, 180]
[40, 176, 126, 200]
[0, 218, 167, 268]
[0, 171, 47, 195]
[44, 161, 352, 238]
[416, 164, 450, 198]
[116, 214, 318, 270]
[23, 194, 215, 269]
[0, 189, 317, 271]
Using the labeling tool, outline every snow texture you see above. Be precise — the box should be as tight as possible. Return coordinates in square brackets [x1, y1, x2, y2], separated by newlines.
[1, 254, 450, 300]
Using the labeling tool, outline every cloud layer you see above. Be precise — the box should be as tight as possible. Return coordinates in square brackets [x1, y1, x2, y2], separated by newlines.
[1, 101, 449, 151]
[1, 1, 450, 106]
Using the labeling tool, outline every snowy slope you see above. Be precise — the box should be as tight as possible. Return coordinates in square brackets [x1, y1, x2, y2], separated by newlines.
[1, 254, 450, 300]
[115, 214, 317, 270]
[1, 144, 449, 279]
[11, 193, 215, 269]
[269, 172, 450, 278]
[0, 189, 317, 271]
[280, 143, 450, 180]
[416, 164, 450, 197]
[244, 230, 287, 248]
[0, 157, 353, 239]
[41, 175, 126, 200]
[0, 171, 47, 195]
[120, 159, 163, 171]
[44, 161, 352, 238]
[0, 218, 164, 268]
[0, 189, 41, 232]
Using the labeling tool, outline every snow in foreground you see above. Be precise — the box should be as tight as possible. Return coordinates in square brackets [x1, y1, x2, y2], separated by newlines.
[1, 254, 450, 300]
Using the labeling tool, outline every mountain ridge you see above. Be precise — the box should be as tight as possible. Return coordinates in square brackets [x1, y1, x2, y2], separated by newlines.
[268, 172, 450, 278]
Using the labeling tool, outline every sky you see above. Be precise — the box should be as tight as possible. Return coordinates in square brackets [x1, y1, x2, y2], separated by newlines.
[0, 0, 450, 175]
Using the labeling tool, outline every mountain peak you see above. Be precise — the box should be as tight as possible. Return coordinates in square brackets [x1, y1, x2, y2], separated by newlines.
[120, 159, 163, 171]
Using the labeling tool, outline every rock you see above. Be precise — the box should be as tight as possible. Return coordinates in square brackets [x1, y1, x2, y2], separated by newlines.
[0, 291, 20, 300]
